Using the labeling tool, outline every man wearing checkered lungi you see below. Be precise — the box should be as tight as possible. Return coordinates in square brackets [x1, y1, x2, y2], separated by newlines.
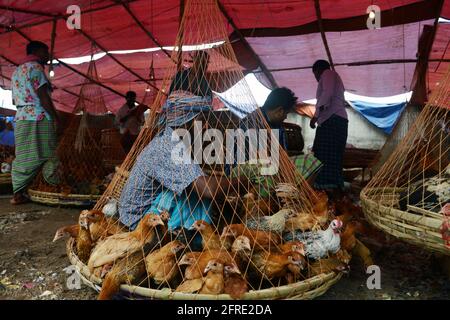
[10, 41, 60, 204]
[310, 60, 348, 195]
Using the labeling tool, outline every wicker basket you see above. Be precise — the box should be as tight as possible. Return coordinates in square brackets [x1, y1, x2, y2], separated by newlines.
[28, 188, 101, 207]
[361, 187, 448, 256]
[66, 238, 342, 300]
[0, 173, 11, 185]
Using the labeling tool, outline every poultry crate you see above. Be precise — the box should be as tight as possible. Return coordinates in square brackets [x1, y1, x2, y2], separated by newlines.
[361, 187, 448, 256]
[66, 238, 342, 300]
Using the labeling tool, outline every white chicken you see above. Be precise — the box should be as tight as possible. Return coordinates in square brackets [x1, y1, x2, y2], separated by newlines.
[284, 219, 343, 260]
[245, 209, 292, 234]
[102, 197, 118, 218]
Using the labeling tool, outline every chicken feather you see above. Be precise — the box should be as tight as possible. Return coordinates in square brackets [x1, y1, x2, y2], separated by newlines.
[87, 214, 163, 271]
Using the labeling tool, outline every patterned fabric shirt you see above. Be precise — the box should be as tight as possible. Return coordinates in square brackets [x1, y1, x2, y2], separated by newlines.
[11, 61, 51, 121]
[118, 127, 204, 229]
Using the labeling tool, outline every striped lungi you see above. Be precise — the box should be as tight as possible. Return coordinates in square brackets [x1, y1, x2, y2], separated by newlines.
[12, 119, 58, 193]
[312, 114, 348, 190]
[290, 153, 323, 181]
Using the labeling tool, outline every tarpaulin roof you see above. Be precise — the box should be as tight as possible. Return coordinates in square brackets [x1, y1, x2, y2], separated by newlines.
[0, 0, 449, 114]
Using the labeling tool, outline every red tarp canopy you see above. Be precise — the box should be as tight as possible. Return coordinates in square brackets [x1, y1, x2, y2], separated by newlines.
[0, 0, 449, 114]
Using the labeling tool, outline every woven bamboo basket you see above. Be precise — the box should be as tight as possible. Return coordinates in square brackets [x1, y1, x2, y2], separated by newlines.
[361, 187, 448, 256]
[66, 238, 342, 300]
[28, 188, 100, 207]
[0, 173, 11, 185]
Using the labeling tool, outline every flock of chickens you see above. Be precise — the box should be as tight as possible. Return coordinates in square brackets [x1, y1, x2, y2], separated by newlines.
[53, 183, 373, 300]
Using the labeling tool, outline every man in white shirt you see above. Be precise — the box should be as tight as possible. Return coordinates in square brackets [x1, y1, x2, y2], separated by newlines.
[116, 91, 145, 152]
[310, 60, 348, 195]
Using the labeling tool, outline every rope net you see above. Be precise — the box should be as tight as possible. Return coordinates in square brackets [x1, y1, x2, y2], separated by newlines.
[361, 66, 450, 253]
[30, 58, 125, 197]
[76, 0, 344, 299]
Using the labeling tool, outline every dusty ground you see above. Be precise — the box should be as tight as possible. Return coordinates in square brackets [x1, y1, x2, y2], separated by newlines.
[0, 196, 449, 300]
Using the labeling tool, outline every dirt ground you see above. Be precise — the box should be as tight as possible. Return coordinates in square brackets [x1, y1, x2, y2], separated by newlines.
[0, 196, 449, 300]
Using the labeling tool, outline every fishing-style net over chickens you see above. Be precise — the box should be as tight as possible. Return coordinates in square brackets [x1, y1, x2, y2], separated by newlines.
[65, 0, 350, 300]
[28, 58, 126, 206]
[361, 67, 450, 255]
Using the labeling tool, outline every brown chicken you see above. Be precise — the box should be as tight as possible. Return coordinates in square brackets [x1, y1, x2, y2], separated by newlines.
[221, 224, 281, 250]
[190, 220, 224, 251]
[53, 224, 79, 242]
[176, 253, 204, 293]
[278, 241, 306, 284]
[97, 250, 147, 300]
[285, 253, 307, 284]
[199, 259, 225, 295]
[87, 214, 164, 272]
[335, 196, 364, 220]
[251, 250, 304, 280]
[352, 239, 374, 268]
[175, 277, 204, 293]
[337, 219, 374, 267]
[230, 236, 252, 269]
[279, 241, 306, 255]
[339, 220, 363, 252]
[224, 262, 248, 299]
[178, 252, 203, 281]
[308, 256, 349, 276]
[284, 192, 329, 232]
[154, 211, 171, 246]
[145, 240, 185, 285]
[335, 249, 352, 264]
[86, 209, 125, 242]
[180, 249, 235, 281]
[239, 193, 278, 219]
[77, 211, 94, 263]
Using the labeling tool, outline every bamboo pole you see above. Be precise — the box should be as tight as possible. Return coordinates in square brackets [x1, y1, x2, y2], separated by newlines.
[314, 0, 334, 69]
